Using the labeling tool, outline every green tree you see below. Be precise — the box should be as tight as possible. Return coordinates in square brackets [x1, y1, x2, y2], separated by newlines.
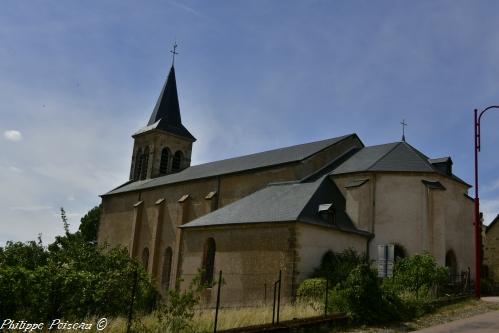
[78, 204, 101, 244]
[0, 206, 157, 321]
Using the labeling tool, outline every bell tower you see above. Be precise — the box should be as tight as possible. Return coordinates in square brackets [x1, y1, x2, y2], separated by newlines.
[130, 61, 196, 181]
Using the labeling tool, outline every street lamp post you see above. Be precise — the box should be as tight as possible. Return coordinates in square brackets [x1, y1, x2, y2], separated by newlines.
[474, 106, 499, 298]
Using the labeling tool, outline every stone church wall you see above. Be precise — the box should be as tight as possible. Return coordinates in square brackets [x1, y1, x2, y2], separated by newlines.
[332, 173, 374, 233]
[437, 177, 474, 275]
[294, 223, 367, 283]
[371, 173, 473, 275]
[484, 220, 499, 282]
[180, 223, 296, 307]
[331, 172, 473, 275]
[98, 134, 365, 302]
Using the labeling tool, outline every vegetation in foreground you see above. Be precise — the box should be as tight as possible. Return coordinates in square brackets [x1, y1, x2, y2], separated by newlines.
[333, 298, 499, 332]
[298, 249, 451, 325]
[0, 208, 490, 333]
[0, 207, 157, 322]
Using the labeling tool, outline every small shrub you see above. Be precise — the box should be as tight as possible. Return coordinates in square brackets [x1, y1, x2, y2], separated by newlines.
[481, 278, 494, 295]
[331, 264, 404, 324]
[386, 253, 448, 299]
[312, 249, 366, 288]
[155, 272, 208, 333]
[296, 278, 326, 303]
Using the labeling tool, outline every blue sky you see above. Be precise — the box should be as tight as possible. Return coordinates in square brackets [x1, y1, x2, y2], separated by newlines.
[1, 0, 499, 246]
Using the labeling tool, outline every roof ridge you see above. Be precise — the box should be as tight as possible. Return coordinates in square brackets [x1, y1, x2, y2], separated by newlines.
[401, 142, 441, 172]
[366, 142, 401, 171]
[184, 134, 356, 168]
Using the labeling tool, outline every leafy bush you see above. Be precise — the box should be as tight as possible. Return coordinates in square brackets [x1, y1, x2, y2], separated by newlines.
[0, 207, 157, 321]
[296, 278, 327, 303]
[481, 278, 494, 295]
[331, 264, 404, 324]
[385, 253, 448, 298]
[155, 272, 208, 333]
[312, 248, 366, 288]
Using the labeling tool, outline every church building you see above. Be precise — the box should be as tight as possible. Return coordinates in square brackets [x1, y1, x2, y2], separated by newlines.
[98, 63, 474, 306]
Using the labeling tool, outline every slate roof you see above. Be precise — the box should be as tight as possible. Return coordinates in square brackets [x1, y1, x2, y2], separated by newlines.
[134, 66, 196, 141]
[181, 176, 370, 236]
[486, 215, 499, 233]
[429, 157, 452, 164]
[331, 141, 470, 186]
[104, 134, 358, 196]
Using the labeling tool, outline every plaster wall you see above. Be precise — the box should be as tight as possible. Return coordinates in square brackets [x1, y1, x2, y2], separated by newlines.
[332, 172, 473, 275]
[295, 223, 367, 282]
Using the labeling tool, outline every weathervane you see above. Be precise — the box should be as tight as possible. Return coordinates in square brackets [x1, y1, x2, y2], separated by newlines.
[401, 119, 407, 142]
[170, 41, 179, 66]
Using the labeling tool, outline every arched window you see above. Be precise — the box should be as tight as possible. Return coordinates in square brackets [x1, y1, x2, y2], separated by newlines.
[445, 250, 458, 276]
[394, 244, 406, 262]
[133, 149, 142, 181]
[161, 247, 173, 291]
[142, 247, 149, 271]
[172, 151, 183, 173]
[140, 147, 149, 180]
[201, 238, 216, 285]
[159, 148, 171, 175]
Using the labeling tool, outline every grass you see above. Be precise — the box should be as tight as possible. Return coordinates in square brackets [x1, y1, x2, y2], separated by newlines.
[71, 302, 323, 332]
[191, 302, 322, 331]
[46, 298, 499, 332]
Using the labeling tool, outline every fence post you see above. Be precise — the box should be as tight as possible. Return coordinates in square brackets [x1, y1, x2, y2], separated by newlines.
[272, 280, 277, 324]
[324, 279, 329, 316]
[213, 270, 222, 333]
[277, 270, 282, 324]
[264, 282, 267, 305]
[126, 264, 138, 333]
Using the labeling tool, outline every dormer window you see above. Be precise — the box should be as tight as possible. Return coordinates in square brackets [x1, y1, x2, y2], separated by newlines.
[318, 203, 335, 224]
[429, 157, 453, 175]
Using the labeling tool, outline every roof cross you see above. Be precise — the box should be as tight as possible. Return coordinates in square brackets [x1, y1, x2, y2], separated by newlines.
[401, 119, 408, 142]
[170, 41, 179, 66]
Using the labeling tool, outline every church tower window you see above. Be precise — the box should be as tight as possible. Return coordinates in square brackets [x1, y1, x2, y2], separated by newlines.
[133, 148, 142, 181]
[142, 247, 149, 271]
[172, 151, 183, 173]
[201, 238, 216, 285]
[159, 148, 171, 175]
[162, 247, 173, 291]
[140, 147, 149, 180]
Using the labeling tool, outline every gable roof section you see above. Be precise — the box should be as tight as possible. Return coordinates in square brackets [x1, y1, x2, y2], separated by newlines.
[332, 142, 435, 174]
[486, 215, 499, 233]
[104, 134, 359, 195]
[181, 181, 321, 227]
[181, 177, 370, 236]
[331, 141, 470, 186]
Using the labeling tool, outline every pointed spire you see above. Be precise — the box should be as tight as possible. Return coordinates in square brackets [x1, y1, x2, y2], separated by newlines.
[148, 66, 182, 126]
[145, 65, 196, 141]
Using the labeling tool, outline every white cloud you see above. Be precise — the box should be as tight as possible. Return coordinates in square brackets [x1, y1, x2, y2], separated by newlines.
[9, 166, 23, 173]
[4, 130, 22, 141]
